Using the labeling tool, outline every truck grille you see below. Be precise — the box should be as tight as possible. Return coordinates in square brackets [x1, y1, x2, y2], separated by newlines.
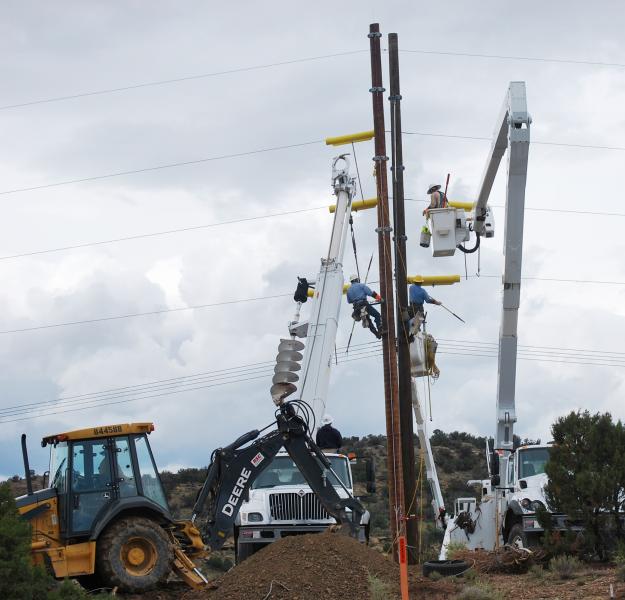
[269, 492, 331, 521]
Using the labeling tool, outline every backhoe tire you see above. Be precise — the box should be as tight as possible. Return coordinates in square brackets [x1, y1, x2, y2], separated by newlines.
[96, 516, 173, 593]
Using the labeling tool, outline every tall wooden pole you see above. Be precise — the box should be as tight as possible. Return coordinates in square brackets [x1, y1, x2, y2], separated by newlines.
[388, 32, 418, 564]
[368, 23, 405, 559]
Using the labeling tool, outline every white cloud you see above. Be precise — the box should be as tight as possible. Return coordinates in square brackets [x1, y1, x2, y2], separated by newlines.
[0, 1, 624, 476]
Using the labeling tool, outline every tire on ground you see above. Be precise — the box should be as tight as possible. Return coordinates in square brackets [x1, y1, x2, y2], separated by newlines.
[422, 559, 470, 577]
[96, 516, 173, 592]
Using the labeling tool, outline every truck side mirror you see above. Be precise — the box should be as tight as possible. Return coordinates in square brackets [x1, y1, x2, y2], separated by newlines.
[519, 479, 527, 489]
[365, 458, 376, 494]
[42, 470, 50, 489]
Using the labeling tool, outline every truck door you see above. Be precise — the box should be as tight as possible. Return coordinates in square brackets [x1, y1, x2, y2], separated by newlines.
[68, 439, 116, 535]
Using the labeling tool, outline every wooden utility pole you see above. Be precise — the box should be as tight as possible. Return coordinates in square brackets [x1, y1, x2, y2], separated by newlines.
[388, 32, 419, 564]
[368, 22, 405, 559]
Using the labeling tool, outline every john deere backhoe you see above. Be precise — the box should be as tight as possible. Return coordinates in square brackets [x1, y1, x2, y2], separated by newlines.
[15, 401, 364, 592]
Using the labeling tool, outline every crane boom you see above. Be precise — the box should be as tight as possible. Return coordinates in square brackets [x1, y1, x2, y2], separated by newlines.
[295, 156, 356, 426]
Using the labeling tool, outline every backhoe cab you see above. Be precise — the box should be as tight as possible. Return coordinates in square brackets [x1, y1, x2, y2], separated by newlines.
[17, 423, 206, 593]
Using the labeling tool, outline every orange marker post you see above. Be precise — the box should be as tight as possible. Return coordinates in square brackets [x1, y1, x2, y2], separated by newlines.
[398, 535, 410, 599]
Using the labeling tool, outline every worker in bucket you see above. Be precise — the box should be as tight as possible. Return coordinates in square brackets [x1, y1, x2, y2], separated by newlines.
[409, 276, 442, 333]
[422, 183, 448, 217]
[346, 274, 383, 339]
[316, 415, 343, 450]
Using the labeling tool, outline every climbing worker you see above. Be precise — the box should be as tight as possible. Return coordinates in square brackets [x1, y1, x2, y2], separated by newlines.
[409, 276, 442, 332]
[346, 274, 383, 338]
[422, 183, 448, 217]
[316, 415, 343, 450]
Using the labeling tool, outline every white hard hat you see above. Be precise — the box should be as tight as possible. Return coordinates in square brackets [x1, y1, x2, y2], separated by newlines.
[427, 184, 441, 194]
[349, 274, 359, 282]
[321, 414, 333, 425]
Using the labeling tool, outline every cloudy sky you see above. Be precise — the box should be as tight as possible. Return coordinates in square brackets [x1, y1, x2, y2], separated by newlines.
[0, 1, 624, 478]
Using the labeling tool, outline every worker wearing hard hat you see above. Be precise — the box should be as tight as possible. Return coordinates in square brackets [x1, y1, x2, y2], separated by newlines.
[316, 415, 343, 450]
[422, 183, 448, 217]
[409, 276, 442, 332]
[346, 274, 383, 339]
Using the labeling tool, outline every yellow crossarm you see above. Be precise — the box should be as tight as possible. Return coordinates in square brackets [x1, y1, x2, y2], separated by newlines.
[448, 201, 475, 211]
[407, 275, 461, 286]
[329, 197, 378, 213]
[325, 130, 375, 147]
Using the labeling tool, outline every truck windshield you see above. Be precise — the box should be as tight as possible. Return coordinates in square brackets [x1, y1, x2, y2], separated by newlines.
[252, 456, 351, 489]
[518, 447, 550, 479]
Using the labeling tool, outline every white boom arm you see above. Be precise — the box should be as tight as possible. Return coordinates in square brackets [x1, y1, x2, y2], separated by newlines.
[483, 82, 531, 453]
[411, 379, 446, 526]
[296, 156, 355, 426]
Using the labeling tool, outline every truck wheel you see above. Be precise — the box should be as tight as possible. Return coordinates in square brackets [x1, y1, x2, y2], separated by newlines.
[235, 541, 257, 563]
[96, 517, 173, 592]
[507, 523, 529, 549]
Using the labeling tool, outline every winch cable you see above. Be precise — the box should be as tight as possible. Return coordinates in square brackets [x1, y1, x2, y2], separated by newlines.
[345, 252, 374, 355]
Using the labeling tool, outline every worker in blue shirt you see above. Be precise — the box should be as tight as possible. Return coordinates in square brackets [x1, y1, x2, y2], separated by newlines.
[409, 276, 442, 332]
[346, 274, 383, 338]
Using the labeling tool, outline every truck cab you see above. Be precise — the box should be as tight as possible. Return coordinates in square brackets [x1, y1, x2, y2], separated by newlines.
[234, 451, 370, 562]
[502, 444, 557, 547]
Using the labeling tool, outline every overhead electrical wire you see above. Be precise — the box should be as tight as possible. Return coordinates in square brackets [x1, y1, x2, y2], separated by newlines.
[2, 267, 625, 336]
[2, 47, 620, 113]
[0, 140, 324, 196]
[0, 205, 327, 261]
[3, 338, 625, 424]
[399, 48, 625, 69]
[0, 129, 622, 198]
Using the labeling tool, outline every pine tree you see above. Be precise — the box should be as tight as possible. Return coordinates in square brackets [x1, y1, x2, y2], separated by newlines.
[545, 411, 625, 559]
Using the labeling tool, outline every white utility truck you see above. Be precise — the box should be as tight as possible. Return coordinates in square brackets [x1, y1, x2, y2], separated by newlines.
[234, 450, 372, 560]
[428, 82, 564, 555]
[236, 154, 373, 561]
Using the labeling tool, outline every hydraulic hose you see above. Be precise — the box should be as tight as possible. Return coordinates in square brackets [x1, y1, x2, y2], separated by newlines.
[457, 232, 481, 254]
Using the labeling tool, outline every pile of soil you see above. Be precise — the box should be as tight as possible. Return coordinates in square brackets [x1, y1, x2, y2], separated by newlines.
[195, 532, 457, 600]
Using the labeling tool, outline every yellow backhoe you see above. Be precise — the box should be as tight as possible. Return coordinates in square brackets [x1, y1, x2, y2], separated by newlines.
[16, 402, 364, 592]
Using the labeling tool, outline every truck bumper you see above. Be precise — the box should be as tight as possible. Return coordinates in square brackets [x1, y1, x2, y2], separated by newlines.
[238, 524, 366, 544]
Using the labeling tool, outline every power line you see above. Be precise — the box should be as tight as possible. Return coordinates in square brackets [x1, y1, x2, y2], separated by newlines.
[401, 130, 625, 152]
[4, 268, 625, 336]
[0, 293, 294, 334]
[0, 140, 323, 196]
[399, 48, 625, 69]
[467, 275, 625, 286]
[4, 338, 625, 423]
[3, 47, 621, 114]
[405, 197, 625, 219]
[1, 129, 622, 198]
[0, 205, 326, 261]
[0, 50, 367, 111]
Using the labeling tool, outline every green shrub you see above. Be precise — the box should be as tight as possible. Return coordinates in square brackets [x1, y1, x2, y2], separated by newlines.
[456, 583, 504, 600]
[549, 555, 582, 580]
[528, 564, 545, 580]
[446, 540, 467, 559]
[368, 573, 396, 600]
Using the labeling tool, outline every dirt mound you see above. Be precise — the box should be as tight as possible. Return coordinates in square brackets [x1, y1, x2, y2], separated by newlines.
[196, 532, 457, 600]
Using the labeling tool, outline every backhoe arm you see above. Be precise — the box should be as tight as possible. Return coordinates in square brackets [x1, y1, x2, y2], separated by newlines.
[191, 402, 364, 551]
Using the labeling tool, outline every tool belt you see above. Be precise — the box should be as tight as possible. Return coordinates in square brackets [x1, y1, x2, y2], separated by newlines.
[352, 300, 368, 321]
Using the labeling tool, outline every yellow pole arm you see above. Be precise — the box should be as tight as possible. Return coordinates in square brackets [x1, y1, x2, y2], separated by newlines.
[325, 130, 375, 147]
[306, 275, 459, 297]
[307, 283, 350, 298]
[328, 197, 378, 213]
[448, 200, 475, 212]
[407, 275, 461, 286]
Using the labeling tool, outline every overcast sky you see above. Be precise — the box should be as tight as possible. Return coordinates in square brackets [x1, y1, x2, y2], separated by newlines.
[0, 1, 624, 478]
